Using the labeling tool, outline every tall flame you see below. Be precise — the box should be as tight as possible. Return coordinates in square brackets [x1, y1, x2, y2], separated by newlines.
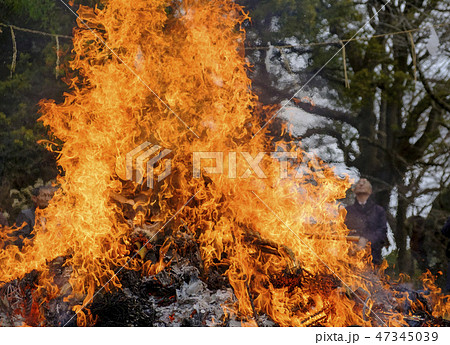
[0, 0, 448, 326]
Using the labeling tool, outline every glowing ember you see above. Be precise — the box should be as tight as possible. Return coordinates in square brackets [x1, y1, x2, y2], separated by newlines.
[0, 0, 448, 326]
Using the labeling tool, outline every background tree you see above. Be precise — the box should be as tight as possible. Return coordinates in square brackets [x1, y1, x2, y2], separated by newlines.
[0, 0, 100, 219]
[240, 0, 450, 274]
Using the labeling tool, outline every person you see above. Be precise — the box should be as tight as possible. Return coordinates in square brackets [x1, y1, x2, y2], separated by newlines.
[345, 178, 388, 265]
[8, 186, 55, 249]
[0, 211, 8, 228]
[442, 217, 450, 292]
[407, 215, 429, 272]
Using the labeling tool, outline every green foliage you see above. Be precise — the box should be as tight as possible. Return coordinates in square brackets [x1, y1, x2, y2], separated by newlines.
[0, 1, 104, 215]
[241, 0, 321, 41]
[0, 0, 77, 214]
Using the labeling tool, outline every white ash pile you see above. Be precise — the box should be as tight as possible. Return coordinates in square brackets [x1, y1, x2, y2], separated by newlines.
[146, 261, 235, 326]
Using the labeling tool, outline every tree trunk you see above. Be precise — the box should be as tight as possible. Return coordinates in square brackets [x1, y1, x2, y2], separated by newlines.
[395, 184, 410, 273]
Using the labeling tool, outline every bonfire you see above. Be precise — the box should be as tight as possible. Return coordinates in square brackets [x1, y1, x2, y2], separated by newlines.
[0, 0, 448, 327]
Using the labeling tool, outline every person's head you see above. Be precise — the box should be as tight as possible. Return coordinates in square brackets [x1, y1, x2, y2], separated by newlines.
[353, 178, 372, 203]
[31, 186, 55, 209]
[354, 178, 372, 195]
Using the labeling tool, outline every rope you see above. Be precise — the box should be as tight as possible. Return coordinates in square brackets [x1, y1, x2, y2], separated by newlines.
[0, 23, 71, 78]
[245, 23, 448, 88]
[340, 40, 350, 88]
[0, 23, 72, 39]
[55, 35, 60, 79]
[1, 21, 446, 50]
[408, 32, 417, 83]
[245, 23, 449, 50]
[10, 27, 17, 79]
[280, 49, 292, 73]
[1, 21, 447, 84]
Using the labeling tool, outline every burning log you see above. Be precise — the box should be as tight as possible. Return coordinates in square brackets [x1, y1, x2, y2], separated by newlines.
[242, 228, 298, 269]
[299, 306, 332, 327]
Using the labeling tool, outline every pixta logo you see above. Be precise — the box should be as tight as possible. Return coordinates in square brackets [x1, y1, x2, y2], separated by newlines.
[127, 142, 325, 187]
[126, 142, 172, 188]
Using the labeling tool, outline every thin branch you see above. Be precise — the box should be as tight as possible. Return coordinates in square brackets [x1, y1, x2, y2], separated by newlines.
[293, 101, 357, 127]
[417, 66, 450, 113]
[300, 126, 355, 166]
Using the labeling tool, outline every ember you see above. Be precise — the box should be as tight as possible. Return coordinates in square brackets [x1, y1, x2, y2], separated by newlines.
[0, 0, 449, 327]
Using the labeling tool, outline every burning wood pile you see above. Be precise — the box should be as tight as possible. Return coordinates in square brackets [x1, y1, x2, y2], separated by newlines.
[1, 228, 449, 327]
[0, 0, 449, 327]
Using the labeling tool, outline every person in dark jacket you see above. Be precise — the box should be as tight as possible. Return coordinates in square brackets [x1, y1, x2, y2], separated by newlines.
[442, 217, 450, 292]
[345, 178, 388, 265]
[0, 211, 8, 228]
[8, 186, 55, 249]
[408, 216, 429, 272]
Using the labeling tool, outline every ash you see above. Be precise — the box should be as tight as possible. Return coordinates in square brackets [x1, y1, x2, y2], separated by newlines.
[146, 261, 235, 326]
[89, 228, 251, 327]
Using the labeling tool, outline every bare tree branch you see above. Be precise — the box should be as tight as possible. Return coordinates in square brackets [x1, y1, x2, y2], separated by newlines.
[293, 101, 357, 127]
[417, 66, 450, 113]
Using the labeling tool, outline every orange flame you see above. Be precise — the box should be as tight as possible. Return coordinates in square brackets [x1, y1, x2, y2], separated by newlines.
[0, 0, 448, 326]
